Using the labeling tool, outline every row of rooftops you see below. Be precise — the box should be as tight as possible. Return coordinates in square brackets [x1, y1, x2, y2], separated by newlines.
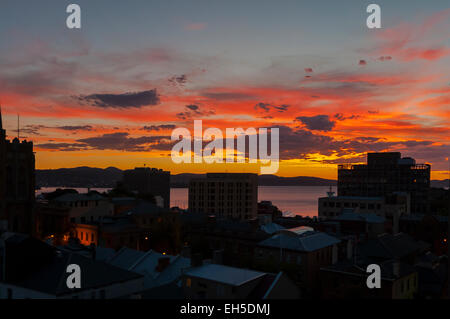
[103, 246, 289, 297]
[0, 232, 142, 297]
[258, 229, 341, 252]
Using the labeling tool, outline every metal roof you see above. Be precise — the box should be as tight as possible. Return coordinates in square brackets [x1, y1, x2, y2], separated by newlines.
[184, 264, 266, 286]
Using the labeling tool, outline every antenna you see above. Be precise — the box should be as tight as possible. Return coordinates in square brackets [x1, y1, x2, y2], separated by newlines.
[17, 114, 20, 139]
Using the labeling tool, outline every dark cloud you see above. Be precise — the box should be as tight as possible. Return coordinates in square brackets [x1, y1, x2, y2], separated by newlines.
[378, 56, 393, 61]
[21, 125, 45, 136]
[19, 124, 93, 136]
[254, 103, 290, 113]
[186, 104, 199, 111]
[275, 125, 442, 162]
[334, 113, 360, 121]
[36, 143, 88, 152]
[57, 125, 93, 131]
[75, 89, 160, 108]
[295, 115, 336, 131]
[142, 124, 176, 131]
[168, 74, 187, 86]
[176, 104, 215, 120]
[76, 132, 172, 152]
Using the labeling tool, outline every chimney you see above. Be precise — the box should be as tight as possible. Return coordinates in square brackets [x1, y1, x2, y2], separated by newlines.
[156, 257, 171, 272]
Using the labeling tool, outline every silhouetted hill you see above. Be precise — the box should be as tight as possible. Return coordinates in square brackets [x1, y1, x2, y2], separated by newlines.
[258, 175, 336, 186]
[36, 167, 449, 189]
[36, 167, 123, 188]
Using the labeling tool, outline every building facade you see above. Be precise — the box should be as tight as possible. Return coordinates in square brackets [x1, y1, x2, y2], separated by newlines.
[188, 173, 258, 220]
[337, 152, 430, 214]
[0, 109, 35, 234]
[122, 167, 170, 209]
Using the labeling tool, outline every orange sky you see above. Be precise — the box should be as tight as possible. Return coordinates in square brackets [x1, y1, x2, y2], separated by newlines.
[1, 5, 449, 180]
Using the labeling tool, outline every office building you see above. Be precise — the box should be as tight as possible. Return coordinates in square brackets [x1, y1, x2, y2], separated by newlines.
[122, 167, 170, 209]
[188, 173, 258, 220]
[337, 152, 430, 214]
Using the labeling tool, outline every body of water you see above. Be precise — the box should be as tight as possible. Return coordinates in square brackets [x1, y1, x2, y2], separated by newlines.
[37, 185, 334, 218]
[172, 186, 335, 217]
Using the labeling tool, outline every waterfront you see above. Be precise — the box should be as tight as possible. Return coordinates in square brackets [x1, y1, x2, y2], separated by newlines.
[37, 185, 334, 217]
[171, 185, 335, 217]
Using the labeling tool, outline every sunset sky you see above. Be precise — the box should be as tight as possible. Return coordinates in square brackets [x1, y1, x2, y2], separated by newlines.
[0, 0, 449, 179]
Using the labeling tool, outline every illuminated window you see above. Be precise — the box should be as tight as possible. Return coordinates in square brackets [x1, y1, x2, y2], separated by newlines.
[186, 278, 191, 287]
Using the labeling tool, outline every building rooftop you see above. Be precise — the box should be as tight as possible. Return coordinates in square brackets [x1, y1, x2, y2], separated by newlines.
[321, 259, 417, 281]
[258, 231, 340, 252]
[335, 211, 385, 223]
[105, 247, 191, 289]
[2, 234, 142, 296]
[320, 196, 384, 201]
[359, 233, 430, 261]
[107, 247, 147, 269]
[52, 192, 105, 203]
[184, 264, 266, 286]
[123, 200, 165, 216]
[260, 223, 285, 234]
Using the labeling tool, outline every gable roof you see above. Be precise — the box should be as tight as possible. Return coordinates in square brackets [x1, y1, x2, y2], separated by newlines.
[105, 248, 191, 289]
[184, 264, 266, 286]
[258, 231, 340, 252]
[3, 237, 142, 296]
[107, 247, 146, 269]
[359, 233, 430, 260]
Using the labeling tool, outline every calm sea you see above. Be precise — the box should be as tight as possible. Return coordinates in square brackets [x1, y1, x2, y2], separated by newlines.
[171, 186, 335, 217]
[37, 185, 335, 218]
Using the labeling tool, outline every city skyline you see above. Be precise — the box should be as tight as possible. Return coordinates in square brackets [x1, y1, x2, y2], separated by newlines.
[0, 1, 449, 180]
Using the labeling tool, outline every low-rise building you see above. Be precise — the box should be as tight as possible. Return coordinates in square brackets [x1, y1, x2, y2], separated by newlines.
[51, 192, 113, 224]
[0, 232, 144, 299]
[182, 263, 300, 299]
[255, 227, 341, 295]
[321, 259, 418, 299]
[318, 193, 409, 233]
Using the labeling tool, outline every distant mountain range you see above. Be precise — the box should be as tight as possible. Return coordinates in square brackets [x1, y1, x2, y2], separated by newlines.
[35, 166, 449, 189]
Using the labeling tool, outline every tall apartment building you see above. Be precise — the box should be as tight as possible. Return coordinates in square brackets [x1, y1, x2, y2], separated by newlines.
[188, 173, 258, 220]
[122, 167, 170, 209]
[338, 152, 430, 214]
[0, 108, 35, 234]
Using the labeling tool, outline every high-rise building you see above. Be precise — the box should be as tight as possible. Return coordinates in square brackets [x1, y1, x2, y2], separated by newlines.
[122, 167, 170, 209]
[337, 152, 430, 214]
[188, 173, 258, 220]
[0, 108, 35, 233]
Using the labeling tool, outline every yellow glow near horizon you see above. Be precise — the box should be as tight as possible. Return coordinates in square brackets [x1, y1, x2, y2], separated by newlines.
[36, 149, 448, 181]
